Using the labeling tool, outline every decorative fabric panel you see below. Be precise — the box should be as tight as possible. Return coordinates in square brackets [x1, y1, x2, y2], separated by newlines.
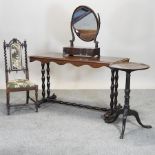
[7, 79, 36, 89]
[10, 42, 22, 70]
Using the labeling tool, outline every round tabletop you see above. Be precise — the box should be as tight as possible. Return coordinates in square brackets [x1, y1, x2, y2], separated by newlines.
[109, 62, 150, 71]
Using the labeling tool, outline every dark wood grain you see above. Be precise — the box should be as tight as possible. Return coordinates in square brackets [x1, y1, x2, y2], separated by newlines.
[63, 47, 100, 58]
[109, 62, 150, 71]
[29, 52, 129, 68]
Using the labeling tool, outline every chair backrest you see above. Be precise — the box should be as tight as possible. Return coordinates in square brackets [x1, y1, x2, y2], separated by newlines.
[3, 38, 29, 83]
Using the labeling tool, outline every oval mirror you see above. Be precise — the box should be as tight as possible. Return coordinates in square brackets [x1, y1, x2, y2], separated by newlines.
[63, 6, 100, 58]
[72, 6, 99, 42]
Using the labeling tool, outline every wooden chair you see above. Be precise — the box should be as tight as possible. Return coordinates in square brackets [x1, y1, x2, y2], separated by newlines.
[3, 38, 38, 115]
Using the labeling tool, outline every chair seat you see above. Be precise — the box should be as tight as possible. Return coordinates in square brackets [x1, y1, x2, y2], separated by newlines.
[7, 79, 37, 89]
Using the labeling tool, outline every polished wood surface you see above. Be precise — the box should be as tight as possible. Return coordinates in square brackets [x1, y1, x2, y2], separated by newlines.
[29, 52, 129, 68]
[109, 62, 150, 71]
[29, 52, 129, 117]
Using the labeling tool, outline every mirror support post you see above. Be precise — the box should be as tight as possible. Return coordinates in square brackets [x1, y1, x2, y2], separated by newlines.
[70, 20, 75, 47]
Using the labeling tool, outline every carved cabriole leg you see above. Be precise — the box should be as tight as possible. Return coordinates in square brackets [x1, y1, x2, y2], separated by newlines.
[6, 92, 10, 115]
[46, 63, 50, 98]
[114, 70, 119, 109]
[125, 71, 151, 129]
[26, 91, 29, 104]
[41, 63, 46, 100]
[120, 71, 130, 139]
[120, 108, 128, 139]
[128, 109, 152, 128]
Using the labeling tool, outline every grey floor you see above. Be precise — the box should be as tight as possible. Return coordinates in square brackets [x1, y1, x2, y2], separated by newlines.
[0, 89, 155, 155]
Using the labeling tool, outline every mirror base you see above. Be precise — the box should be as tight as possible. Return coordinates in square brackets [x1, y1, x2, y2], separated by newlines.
[63, 47, 100, 58]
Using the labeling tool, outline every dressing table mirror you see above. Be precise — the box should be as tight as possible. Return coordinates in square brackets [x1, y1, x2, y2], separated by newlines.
[63, 5, 101, 58]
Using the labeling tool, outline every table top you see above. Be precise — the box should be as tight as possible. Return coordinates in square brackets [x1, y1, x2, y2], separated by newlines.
[109, 62, 150, 71]
[29, 52, 129, 68]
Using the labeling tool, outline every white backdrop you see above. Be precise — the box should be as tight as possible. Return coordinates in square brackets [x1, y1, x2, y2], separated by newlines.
[0, 0, 155, 89]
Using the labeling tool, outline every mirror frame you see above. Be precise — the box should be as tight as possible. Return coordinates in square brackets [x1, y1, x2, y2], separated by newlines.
[71, 5, 100, 45]
[63, 5, 101, 58]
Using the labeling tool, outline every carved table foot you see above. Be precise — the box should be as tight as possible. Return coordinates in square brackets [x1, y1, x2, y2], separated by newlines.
[47, 93, 57, 101]
[103, 104, 122, 123]
[38, 93, 57, 107]
[120, 108, 152, 139]
[128, 109, 152, 128]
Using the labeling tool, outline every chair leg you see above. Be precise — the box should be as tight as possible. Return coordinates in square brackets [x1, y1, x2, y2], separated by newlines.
[35, 89, 38, 112]
[26, 91, 29, 104]
[6, 92, 10, 115]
